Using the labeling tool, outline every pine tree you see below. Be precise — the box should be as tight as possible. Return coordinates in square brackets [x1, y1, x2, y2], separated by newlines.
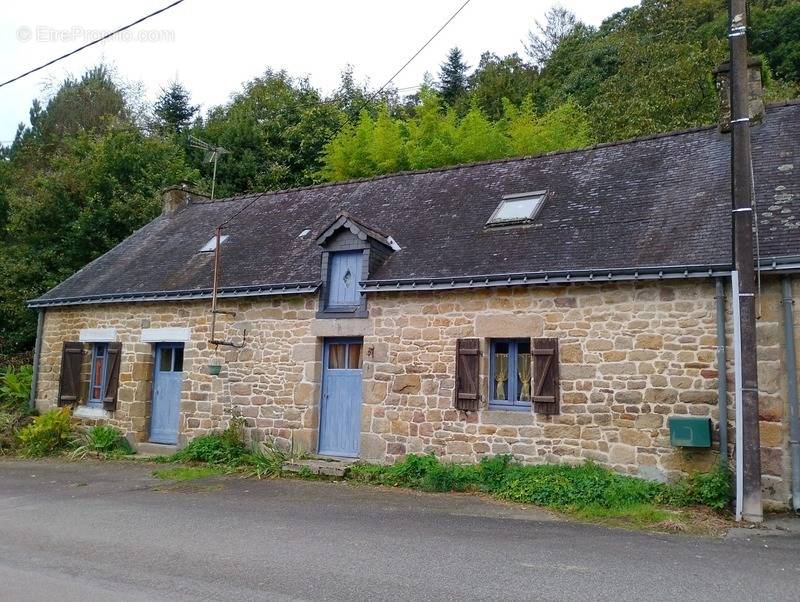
[154, 81, 198, 133]
[438, 47, 470, 107]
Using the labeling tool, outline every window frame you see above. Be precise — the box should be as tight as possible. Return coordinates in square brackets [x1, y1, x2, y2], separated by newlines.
[486, 191, 547, 227]
[325, 340, 363, 371]
[488, 339, 532, 410]
[325, 249, 364, 312]
[88, 343, 109, 407]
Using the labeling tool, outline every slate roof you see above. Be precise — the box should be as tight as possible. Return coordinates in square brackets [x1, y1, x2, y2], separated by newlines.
[31, 102, 800, 307]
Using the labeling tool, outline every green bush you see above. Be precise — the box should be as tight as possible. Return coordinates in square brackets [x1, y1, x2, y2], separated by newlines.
[349, 454, 732, 513]
[16, 407, 73, 457]
[665, 463, 733, 510]
[171, 424, 247, 466]
[0, 365, 33, 411]
[71, 425, 133, 459]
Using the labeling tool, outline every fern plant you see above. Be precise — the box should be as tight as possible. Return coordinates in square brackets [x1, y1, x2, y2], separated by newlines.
[0, 365, 33, 411]
[17, 408, 73, 457]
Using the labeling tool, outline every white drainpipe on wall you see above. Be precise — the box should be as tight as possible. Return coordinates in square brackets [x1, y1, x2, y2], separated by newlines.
[732, 271, 745, 521]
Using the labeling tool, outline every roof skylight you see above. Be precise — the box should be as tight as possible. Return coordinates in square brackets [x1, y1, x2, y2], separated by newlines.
[199, 234, 229, 252]
[487, 191, 546, 226]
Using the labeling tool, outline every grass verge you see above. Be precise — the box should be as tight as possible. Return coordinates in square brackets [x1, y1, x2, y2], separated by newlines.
[87, 421, 735, 534]
[347, 454, 733, 534]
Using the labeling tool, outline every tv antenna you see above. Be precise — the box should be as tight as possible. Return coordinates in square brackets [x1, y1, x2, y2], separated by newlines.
[188, 136, 243, 349]
[189, 135, 229, 200]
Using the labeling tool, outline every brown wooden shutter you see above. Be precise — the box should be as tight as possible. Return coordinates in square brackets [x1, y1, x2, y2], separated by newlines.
[532, 338, 560, 415]
[102, 342, 122, 411]
[455, 338, 480, 411]
[57, 342, 83, 406]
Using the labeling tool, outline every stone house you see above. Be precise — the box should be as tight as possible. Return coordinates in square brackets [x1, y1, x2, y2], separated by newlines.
[28, 93, 800, 509]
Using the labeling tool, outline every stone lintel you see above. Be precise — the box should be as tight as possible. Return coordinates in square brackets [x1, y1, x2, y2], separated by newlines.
[475, 314, 544, 338]
[310, 319, 373, 337]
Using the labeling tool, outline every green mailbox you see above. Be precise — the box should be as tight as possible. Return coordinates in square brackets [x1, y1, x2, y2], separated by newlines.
[668, 416, 712, 448]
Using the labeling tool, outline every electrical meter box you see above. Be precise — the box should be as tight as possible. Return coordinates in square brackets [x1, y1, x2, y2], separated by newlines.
[668, 416, 712, 448]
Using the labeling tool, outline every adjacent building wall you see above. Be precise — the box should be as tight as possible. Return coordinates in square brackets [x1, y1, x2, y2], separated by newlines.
[34, 277, 796, 507]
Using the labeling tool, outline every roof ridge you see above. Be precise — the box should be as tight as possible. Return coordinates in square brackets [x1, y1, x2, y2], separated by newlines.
[194, 123, 731, 206]
[181, 100, 800, 210]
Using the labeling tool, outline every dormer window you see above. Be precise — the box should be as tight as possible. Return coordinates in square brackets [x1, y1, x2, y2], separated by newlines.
[487, 191, 546, 226]
[316, 211, 397, 319]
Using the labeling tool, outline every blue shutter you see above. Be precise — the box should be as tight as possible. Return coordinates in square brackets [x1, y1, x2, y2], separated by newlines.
[327, 251, 362, 308]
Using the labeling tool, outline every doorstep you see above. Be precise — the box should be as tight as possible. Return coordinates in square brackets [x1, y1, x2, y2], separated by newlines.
[282, 457, 356, 477]
[135, 442, 178, 458]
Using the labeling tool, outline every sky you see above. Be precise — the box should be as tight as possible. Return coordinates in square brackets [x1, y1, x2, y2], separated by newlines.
[0, 0, 638, 143]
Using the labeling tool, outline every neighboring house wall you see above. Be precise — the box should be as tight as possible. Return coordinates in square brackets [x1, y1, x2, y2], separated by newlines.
[34, 278, 797, 508]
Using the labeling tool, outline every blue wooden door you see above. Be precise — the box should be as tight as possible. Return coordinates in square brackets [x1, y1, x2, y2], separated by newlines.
[327, 251, 362, 308]
[318, 339, 363, 457]
[150, 343, 184, 444]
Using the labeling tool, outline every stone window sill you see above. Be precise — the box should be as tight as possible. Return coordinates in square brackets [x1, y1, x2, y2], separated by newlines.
[481, 408, 536, 425]
[74, 406, 111, 419]
[488, 403, 531, 412]
[315, 309, 368, 319]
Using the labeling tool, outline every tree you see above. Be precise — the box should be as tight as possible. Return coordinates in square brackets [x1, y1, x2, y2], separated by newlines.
[10, 65, 129, 160]
[405, 91, 459, 169]
[0, 128, 196, 353]
[320, 91, 597, 181]
[370, 105, 407, 173]
[525, 5, 579, 66]
[454, 102, 509, 163]
[587, 35, 724, 141]
[321, 105, 408, 181]
[191, 70, 342, 195]
[153, 80, 198, 133]
[750, 1, 800, 83]
[438, 47, 470, 108]
[468, 52, 539, 120]
[0, 66, 196, 353]
[505, 98, 594, 155]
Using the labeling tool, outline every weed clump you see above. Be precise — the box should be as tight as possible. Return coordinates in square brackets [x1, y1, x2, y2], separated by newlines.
[71, 425, 133, 459]
[171, 423, 248, 466]
[349, 454, 732, 512]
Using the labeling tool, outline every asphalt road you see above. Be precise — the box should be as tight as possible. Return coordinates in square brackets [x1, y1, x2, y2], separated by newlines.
[0, 459, 798, 601]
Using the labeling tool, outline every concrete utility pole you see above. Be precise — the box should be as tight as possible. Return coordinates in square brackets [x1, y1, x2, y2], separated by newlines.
[728, 0, 763, 522]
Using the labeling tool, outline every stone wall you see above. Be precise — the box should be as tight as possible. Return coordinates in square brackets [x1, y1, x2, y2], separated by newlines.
[36, 296, 322, 450]
[360, 282, 722, 481]
[34, 277, 798, 506]
[753, 278, 796, 507]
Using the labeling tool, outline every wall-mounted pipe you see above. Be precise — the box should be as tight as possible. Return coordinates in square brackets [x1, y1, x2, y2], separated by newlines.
[716, 278, 729, 467]
[780, 277, 800, 512]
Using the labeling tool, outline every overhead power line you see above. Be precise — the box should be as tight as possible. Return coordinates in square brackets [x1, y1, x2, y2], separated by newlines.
[0, 0, 186, 89]
[338, 0, 472, 130]
[218, 0, 473, 229]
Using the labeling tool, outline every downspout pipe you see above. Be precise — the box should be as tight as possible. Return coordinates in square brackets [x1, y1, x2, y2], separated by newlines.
[29, 309, 45, 410]
[716, 279, 729, 468]
[780, 277, 800, 512]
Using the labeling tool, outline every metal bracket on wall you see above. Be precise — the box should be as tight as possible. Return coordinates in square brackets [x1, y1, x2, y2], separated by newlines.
[210, 328, 247, 349]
